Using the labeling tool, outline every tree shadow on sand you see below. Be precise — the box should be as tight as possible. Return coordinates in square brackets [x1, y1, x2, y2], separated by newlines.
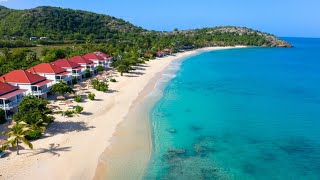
[28, 143, 71, 157]
[46, 121, 95, 135]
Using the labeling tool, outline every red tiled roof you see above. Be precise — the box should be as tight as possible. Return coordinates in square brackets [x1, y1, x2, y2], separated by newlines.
[27, 63, 66, 74]
[52, 59, 82, 69]
[69, 56, 93, 65]
[0, 89, 27, 99]
[145, 53, 153, 57]
[57, 71, 71, 76]
[157, 51, 164, 55]
[94, 51, 111, 58]
[83, 53, 105, 61]
[33, 79, 53, 87]
[0, 70, 46, 84]
[0, 82, 18, 96]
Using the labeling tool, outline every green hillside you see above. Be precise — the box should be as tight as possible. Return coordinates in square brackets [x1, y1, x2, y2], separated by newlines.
[0, 6, 291, 48]
[0, 6, 144, 40]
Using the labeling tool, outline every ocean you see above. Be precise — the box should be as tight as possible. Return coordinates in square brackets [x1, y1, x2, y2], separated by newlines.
[145, 38, 320, 179]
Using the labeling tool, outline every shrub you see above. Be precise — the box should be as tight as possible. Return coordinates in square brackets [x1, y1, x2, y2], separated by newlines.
[110, 78, 117, 82]
[88, 93, 95, 100]
[90, 79, 109, 92]
[51, 81, 74, 95]
[72, 77, 77, 84]
[97, 65, 104, 72]
[25, 129, 42, 140]
[64, 110, 74, 117]
[0, 109, 6, 124]
[74, 95, 82, 102]
[74, 105, 84, 114]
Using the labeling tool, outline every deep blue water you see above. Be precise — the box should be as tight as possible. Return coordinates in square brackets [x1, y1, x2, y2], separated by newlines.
[145, 38, 320, 179]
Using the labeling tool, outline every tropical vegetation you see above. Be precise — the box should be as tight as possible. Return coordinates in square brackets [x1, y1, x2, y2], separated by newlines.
[2, 122, 33, 155]
[74, 95, 82, 102]
[51, 81, 75, 97]
[88, 93, 95, 100]
[90, 79, 109, 92]
[13, 95, 54, 140]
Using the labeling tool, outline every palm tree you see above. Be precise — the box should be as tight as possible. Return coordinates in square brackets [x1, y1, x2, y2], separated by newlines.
[3, 122, 33, 155]
[116, 64, 130, 76]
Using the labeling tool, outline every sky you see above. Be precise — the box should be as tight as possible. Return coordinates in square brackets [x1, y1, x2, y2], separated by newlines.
[0, 0, 319, 38]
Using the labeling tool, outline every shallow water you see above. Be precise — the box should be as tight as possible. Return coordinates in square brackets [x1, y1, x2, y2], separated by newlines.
[145, 38, 320, 179]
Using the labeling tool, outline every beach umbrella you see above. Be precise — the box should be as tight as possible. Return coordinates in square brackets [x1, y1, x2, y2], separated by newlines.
[0, 139, 8, 148]
[57, 95, 66, 100]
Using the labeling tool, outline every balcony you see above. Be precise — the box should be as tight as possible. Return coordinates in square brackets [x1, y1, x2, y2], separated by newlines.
[72, 71, 85, 76]
[56, 76, 72, 83]
[0, 100, 19, 110]
[32, 88, 49, 96]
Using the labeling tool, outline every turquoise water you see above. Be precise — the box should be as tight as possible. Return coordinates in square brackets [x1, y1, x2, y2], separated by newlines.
[145, 38, 320, 179]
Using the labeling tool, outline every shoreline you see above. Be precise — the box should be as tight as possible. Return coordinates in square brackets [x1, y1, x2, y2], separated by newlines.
[92, 46, 246, 179]
[0, 46, 244, 180]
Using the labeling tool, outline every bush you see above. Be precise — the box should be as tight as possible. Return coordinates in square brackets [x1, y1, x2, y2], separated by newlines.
[74, 95, 82, 102]
[97, 65, 104, 72]
[74, 105, 84, 114]
[64, 110, 74, 117]
[110, 78, 117, 82]
[88, 93, 95, 100]
[0, 109, 6, 124]
[90, 79, 109, 92]
[72, 77, 77, 84]
[51, 81, 74, 95]
[25, 129, 42, 140]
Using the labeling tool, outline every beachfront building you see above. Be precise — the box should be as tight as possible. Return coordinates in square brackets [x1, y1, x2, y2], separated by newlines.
[69, 56, 98, 75]
[52, 59, 86, 81]
[157, 51, 165, 58]
[145, 53, 153, 58]
[94, 51, 113, 68]
[0, 82, 26, 118]
[83, 53, 110, 69]
[27, 63, 72, 85]
[0, 70, 52, 99]
[163, 48, 173, 55]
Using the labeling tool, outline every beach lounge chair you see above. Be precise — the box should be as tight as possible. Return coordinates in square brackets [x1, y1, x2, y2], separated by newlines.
[0, 151, 7, 158]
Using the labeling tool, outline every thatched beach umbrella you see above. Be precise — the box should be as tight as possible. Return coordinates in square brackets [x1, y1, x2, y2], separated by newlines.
[57, 95, 66, 100]
[0, 139, 7, 148]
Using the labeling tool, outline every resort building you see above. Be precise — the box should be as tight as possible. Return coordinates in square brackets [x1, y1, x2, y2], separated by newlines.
[0, 82, 26, 118]
[163, 48, 173, 55]
[157, 51, 165, 58]
[51, 59, 86, 81]
[83, 53, 111, 69]
[145, 53, 153, 58]
[94, 51, 113, 67]
[27, 63, 72, 85]
[0, 70, 52, 99]
[69, 56, 98, 75]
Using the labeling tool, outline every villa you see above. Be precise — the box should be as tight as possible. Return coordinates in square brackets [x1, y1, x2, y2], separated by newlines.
[0, 82, 26, 118]
[69, 56, 98, 75]
[94, 51, 113, 68]
[145, 53, 153, 58]
[83, 53, 111, 69]
[51, 59, 86, 81]
[0, 70, 52, 99]
[163, 48, 173, 55]
[157, 51, 165, 58]
[27, 63, 73, 85]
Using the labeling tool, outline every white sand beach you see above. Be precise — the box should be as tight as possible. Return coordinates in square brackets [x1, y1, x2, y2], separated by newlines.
[0, 47, 242, 180]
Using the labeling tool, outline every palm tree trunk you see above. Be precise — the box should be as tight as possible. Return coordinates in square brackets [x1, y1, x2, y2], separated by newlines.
[16, 140, 19, 155]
